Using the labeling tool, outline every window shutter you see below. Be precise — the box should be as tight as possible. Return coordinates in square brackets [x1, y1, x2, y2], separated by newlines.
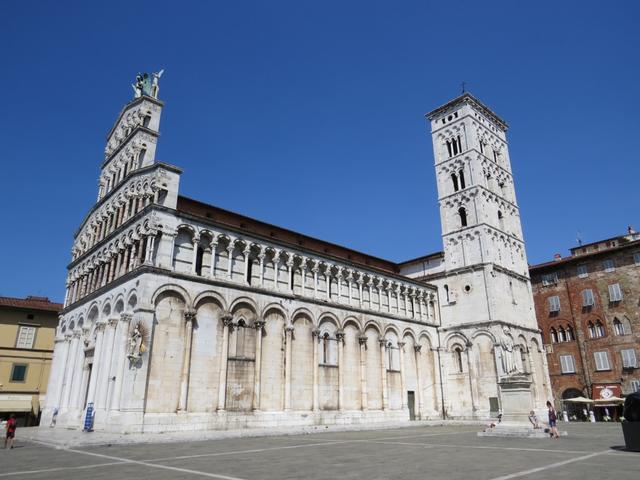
[594, 351, 610, 371]
[548, 296, 560, 312]
[560, 355, 575, 373]
[622, 349, 637, 368]
[582, 289, 594, 306]
[16, 326, 36, 349]
[608, 284, 622, 302]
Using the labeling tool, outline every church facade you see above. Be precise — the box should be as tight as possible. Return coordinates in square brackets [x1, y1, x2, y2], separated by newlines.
[41, 77, 551, 433]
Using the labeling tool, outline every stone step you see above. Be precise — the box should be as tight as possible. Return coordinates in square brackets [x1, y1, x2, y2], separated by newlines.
[478, 427, 567, 438]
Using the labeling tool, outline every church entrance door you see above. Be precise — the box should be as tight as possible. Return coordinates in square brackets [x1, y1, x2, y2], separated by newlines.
[407, 391, 415, 420]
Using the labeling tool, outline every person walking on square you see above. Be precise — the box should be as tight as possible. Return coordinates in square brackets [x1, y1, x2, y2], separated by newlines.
[546, 401, 560, 439]
[4, 414, 16, 449]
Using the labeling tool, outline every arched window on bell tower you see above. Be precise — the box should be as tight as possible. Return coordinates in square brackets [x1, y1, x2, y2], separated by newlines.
[458, 207, 468, 228]
[451, 173, 459, 192]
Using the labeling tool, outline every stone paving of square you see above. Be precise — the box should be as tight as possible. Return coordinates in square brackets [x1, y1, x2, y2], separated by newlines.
[1, 423, 637, 479]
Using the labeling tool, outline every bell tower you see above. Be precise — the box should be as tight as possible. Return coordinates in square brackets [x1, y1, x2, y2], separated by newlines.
[426, 93, 535, 331]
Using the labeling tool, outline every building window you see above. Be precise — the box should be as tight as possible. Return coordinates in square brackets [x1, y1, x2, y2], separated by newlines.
[566, 326, 575, 341]
[577, 264, 588, 278]
[550, 328, 558, 343]
[594, 351, 611, 371]
[613, 317, 630, 335]
[558, 327, 567, 342]
[458, 207, 468, 227]
[621, 349, 637, 369]
[454, 347, 464, 373]
[387, 343, 400, 371]
[634, 252, 640, 266]
[603, 259, 615, 272]
[588, 321, 596, 339]
[581, 289, 595, 307]
[459, 169, 466, 189]
[446, 135, 462, 157]
[559, 354, 576, 374]
[595, 321, 605, 337]
[541, 273, 558, 286]
[608, 283, 623, 302]
[321, 333, 338, 366]
[548, 295, 561, 313]
[632, 380, 640, 393]
[451, 173, 459, 192]
[10, 364, 27, 382]
[15, 325, 37, 349]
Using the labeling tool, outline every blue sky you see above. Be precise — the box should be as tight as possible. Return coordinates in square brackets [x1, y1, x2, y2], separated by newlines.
[1, 1, 638, 301]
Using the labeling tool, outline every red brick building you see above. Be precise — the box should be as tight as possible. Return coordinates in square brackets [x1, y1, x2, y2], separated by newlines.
[530, 228, 640, 420]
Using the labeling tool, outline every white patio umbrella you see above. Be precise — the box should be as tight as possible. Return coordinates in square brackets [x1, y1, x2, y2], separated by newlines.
[563, 396, 594, 403]
[594, 396, 624, 404]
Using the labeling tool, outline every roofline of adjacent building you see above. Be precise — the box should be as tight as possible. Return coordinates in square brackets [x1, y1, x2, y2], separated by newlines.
[529, 238, 640, 272]
[568, 231, 639, 254]
[0, 296, 63, 313]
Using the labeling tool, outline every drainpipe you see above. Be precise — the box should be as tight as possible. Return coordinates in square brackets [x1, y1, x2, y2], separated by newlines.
[562, 270, 592, 398]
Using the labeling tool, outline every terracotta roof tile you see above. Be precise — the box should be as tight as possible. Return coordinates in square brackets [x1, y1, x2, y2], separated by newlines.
[0, 296, 63, 312]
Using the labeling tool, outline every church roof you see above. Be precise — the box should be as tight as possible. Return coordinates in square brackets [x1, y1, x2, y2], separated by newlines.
[177, 195, 404, 275]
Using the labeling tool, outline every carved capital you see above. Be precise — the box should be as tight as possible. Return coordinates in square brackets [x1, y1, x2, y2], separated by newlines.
[120, 313, 133, 322]
[311, 328, 322, 339]
[414, 344, 422, 353]
[108, 317, 119, 328]
[285, 324, 295, 333]
[221, 311, 234, 327]
[358, 335, 368, 346]
[254, 320, 266, 330]
[335, 330, 345, 342]
[378, 337, 387, 347]
[185, 311, 197, 323]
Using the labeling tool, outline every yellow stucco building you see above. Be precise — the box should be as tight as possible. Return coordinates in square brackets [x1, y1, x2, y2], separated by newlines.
[0, 296, 61, 426]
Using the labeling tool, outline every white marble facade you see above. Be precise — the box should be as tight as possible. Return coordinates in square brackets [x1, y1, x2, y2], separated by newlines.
[42, 86, 551, 433]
